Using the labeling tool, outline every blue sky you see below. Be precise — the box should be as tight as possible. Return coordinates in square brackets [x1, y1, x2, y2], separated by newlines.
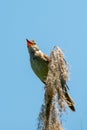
[0, 0, 87, 130]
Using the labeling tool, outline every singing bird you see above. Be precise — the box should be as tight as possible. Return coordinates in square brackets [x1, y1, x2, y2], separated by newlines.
[26, 39, 75, 111]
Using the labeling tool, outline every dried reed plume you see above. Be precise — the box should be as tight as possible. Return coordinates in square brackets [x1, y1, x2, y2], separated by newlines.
[37, 46, 75, 130]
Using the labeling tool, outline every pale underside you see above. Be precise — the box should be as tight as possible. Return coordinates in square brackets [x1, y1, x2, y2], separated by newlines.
[30, 55, 49, 82]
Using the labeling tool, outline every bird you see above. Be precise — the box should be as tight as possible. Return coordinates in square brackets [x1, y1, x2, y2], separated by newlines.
[26, 39, 50, 83]
[26, 39, 75, 111]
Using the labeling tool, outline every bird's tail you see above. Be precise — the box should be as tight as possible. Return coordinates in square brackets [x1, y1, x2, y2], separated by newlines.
[64, 91, 75, 111]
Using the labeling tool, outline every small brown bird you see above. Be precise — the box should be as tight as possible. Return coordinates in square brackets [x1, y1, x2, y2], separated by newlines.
[26, 39, 50, 83]
[26, 39, 75, 111]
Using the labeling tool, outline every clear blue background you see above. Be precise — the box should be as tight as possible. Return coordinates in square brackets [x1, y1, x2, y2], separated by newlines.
[0, 0, 87, 130]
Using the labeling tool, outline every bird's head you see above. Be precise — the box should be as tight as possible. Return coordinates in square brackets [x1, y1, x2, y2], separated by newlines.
[26, 39, 39, 55]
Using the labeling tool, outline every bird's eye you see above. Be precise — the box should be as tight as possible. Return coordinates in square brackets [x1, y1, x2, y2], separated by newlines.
[31, 40, 36, 45]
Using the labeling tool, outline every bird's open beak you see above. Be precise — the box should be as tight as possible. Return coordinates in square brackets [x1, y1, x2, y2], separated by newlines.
[26, 39, 33, 47]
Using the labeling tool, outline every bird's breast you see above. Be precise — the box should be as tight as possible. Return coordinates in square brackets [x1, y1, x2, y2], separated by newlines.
[30, 55, 49, 82]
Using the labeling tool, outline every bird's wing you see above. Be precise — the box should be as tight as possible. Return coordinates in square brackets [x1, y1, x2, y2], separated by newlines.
[35, 51, 50, 63]
[43, 54, 50, 62]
